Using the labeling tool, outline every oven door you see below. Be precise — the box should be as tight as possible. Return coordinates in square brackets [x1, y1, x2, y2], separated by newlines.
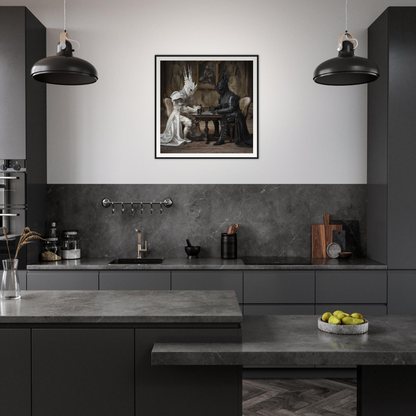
[0, 207, 26, 237]
[0, 173, 26, 207]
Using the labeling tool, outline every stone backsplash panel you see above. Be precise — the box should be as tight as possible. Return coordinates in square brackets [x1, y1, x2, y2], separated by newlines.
[47, 185, 367, 259]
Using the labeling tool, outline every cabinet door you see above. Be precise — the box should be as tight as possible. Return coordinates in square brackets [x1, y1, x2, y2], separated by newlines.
[32, 329, 134, 416]
[100, 271, 170, 290]
[27, 271, 99, 290]
[244, 304, 315, 315]
[316, 271, 387, 303]
[0, 7, 26, 158]
[244, 271, 315, 304]
[172, 271, 243, 303]
[388, 271, 416, 314]
[0, 329, 31, 416]
[19, 270, 27, 290]
[136, 328, 241, 416]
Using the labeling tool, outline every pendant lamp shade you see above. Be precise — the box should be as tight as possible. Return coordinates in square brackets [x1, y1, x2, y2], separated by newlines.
[313, 40, 379, 86]
[31, 39, 98, 85]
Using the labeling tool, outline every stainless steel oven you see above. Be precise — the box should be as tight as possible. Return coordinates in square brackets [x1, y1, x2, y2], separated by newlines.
[0, 172, 26, 207]
[0, 160, 28, 267]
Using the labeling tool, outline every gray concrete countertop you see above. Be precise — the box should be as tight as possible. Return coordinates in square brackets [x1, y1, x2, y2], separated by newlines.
[0, 290, 242, 324]
[27, 257, 387, 270]
[152, 315, 416, 366]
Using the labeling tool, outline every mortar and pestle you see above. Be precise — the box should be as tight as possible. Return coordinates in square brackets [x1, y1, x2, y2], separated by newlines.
[185, 239, 200, 259]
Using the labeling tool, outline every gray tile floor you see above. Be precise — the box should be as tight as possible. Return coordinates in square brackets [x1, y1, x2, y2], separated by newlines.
[243, 379, 357, 416]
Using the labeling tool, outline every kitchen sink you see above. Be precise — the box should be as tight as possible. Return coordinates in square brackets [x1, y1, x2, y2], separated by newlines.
[109, 258, 164, 265]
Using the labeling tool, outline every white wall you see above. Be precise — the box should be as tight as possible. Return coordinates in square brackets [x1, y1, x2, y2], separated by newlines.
[2, 0, 416, 184]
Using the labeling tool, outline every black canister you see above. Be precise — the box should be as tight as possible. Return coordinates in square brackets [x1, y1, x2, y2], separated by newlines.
[221, 233, 237, 259]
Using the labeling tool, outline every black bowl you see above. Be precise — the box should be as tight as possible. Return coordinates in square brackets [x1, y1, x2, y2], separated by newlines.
[185, 246, 200, 258]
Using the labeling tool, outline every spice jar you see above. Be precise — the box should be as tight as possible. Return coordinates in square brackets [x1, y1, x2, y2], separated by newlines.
[61, 231, 81, 260]
[41, 238, 62, 261]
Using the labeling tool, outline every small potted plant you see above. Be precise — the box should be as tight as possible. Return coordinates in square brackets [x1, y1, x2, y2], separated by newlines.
[2, 227, 43, 300]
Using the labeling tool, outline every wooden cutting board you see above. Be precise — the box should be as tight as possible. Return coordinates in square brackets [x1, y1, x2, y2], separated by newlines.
[312, 214, 343, 258]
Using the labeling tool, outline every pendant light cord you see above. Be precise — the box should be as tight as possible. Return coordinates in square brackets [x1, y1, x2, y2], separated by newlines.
[345, 0, 348, 32]
[64, 0, 67, 32]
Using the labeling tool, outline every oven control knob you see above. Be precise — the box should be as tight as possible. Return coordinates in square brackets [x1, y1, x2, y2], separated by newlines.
[0, 164, 7, 171]
[13, 164, 21, 171]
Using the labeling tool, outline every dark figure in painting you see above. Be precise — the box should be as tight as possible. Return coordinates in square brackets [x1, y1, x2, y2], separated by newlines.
[211, 70, 252, 147]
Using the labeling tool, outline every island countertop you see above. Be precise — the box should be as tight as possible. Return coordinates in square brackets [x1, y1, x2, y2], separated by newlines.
[152, 315, 416, 366]
[0, 290, 242, 324]
[26, 257, 387, 270]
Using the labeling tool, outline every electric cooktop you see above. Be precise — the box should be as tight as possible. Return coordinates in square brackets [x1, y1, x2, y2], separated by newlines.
[241, 257, 312, 265]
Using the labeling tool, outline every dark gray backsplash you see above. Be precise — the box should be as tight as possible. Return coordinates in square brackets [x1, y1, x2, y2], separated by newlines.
[47, 185, 367, 259]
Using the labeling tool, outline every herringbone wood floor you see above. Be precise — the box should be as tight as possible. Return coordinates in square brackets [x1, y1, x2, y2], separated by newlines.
[243, 379, 357, 416]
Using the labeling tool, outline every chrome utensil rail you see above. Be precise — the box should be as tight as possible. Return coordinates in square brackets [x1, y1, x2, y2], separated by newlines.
[101, 197, 173, 214]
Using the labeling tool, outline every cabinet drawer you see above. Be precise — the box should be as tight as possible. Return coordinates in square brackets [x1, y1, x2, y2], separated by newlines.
[244, 304, 315, 316]
[244, 271, 315, 304]
[388, 271, 416, 314]
[19, 270, 27, 290]
[27, 271, 99, 290]
[171, 271, 243, 303]
[99, 271, 170, 290]
[316, 304, 387, 315]
[316, 271, 387, 303]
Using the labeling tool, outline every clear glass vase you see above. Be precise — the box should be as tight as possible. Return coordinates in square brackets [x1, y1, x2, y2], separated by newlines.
[1, 259, 21, 300]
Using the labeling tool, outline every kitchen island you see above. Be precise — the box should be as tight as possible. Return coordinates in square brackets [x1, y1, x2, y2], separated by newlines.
[0, 290, 242, 416]
[153, 315, 416, 416]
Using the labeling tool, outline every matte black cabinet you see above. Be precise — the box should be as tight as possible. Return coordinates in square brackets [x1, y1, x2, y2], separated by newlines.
[388, 271, 416, 314]
[172, 271, 243, 303]
[27, 271, 99, 290]
[0, 7, 47, 267]
[135, 328, 241, 416]
[32, 329, 135, 416]
[0, 329, 31, 416]
[368, 7, 416, 270]
[316, 271, 387, 304]
[244, 271, 315, 304]
[0, 7, 46, 158]
[100, 271, 170, 290]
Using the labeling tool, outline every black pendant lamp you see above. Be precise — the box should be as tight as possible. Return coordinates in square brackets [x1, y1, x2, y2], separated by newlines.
[31, 0, 97, 85]
[313, 0, 379, 86]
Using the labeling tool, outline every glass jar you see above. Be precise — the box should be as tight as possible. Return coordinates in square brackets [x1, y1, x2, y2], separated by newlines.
[61, 231, 81, 260]
[40, 238, 62, 261]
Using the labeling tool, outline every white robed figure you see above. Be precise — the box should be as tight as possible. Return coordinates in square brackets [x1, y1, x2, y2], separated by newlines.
[160, 67, 201, 147]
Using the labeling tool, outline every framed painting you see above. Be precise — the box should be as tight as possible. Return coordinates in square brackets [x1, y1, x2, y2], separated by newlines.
[155, 55, 258, 159]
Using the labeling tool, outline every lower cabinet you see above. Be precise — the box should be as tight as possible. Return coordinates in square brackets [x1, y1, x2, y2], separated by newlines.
[172, 271, 243, 303]
[135, 328, 241, 416]
[316, 271, 387, 304]
[0, 329, 31, 416]
[27, 271, 99, 290]
[32, 329, 134, 416]
[19, 270, 27, 290]
[99, 271, 170, 290]
[244, 304, 314, 315]
[388, 271, 416, 314]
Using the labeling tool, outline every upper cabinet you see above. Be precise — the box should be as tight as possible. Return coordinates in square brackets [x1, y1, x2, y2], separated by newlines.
[0, 7, 46, 160]
[368, 7, 416, 269]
